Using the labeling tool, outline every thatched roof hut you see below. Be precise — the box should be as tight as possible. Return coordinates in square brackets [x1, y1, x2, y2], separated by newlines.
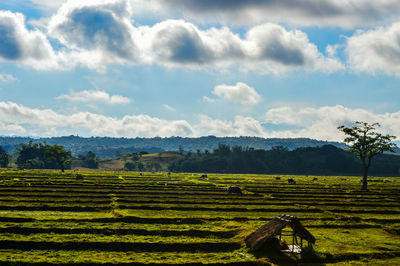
[245, 214, 315, 252]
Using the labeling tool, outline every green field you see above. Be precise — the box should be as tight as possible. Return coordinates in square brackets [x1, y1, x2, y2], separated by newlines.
[0, 170, 399, 265]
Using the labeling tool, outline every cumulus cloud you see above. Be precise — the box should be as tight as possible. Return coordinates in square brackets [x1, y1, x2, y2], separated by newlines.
[212, 82, 261, 105]
[138, 20, 343, 73]
[133, 0, 400, 28]
[0, 122, 26, 135]
[0, 101, 194, 137]
[265, 105, 400, 141]
[196, 114, 267, 137]
[48, 0, 139, 69]
[56, 90, 131, 104]
[140, 20, 245, 66]
[347, 22, 400, 77]
[1, 101, 399, 141]
[35, 0, 400, 29]
[0, 1, 343, 73]
[202, 96, 215, 103]
[46, 0, 342, 73]
[0, 11, 58, 69]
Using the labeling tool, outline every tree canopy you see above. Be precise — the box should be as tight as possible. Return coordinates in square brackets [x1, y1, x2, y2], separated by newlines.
[168, 144, 400, 176]
[45, 144, 72, 172]
[77, 151, 99, 169]
[0, 146, 9, 168]
[16, 141, 71, 171]
[338, 121, 397, 190]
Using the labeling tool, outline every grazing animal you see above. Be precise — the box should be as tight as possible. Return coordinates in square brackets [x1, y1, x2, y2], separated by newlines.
[275, 177, 281, 180]
[168, 172, 171, 176]
[139, 173, 143, 176]
[75, 174, 84, 180]
[288, 178, 296, 184]
[228, 186, 243, 195]
[200, 174, 207, 178]
[312, 177, 318, 181]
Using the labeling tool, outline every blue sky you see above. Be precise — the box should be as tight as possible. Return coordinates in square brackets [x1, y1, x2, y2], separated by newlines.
[0, 0, 400, 141]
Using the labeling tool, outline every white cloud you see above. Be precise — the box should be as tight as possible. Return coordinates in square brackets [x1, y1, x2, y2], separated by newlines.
[46, 0, 342, 73]
[140, 20, 246, 67]
[48, 0, 140, 70]
[233, 116, 267, 137]
[347, 22, 400, 77]
[0, 73, 17, 82]
[139, 20, 343, 73]
[1, 101, 399, 141]
[265, 105, 400, 141]
[0, 101, 194, 137]
[202, 96, 216, 103]
[56, 90, 131, 104]
[130, 0, 400, 28]
[29, 0, 67, 14]
[163, 104, 176, 112]
[0, 122, 26, 135]
[196, 114, 267, 137]
[212, 82, 261, 105]
[196, 115, 234, 136]
[0, 2, 343, 74]
[326, 44, 340, 57]
[0, 11, 59, 70]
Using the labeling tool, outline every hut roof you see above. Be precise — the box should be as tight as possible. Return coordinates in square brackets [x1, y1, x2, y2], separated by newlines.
[245, 214, 316, 251]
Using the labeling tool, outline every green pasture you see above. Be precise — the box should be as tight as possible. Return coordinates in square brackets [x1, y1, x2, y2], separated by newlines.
[0, 169, 399, 265]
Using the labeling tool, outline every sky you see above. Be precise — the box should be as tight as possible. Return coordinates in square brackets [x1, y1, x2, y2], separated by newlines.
[0, 0, 400, 141]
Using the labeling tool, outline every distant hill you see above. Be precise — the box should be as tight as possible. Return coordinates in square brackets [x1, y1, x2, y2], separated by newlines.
[0, 135, 348, 158]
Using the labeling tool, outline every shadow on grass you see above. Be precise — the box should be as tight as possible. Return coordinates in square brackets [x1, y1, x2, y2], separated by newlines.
[253, 248, 327, 265]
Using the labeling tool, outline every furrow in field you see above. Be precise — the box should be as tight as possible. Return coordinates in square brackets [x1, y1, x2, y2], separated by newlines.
[2, 197, 399, 209]
[0, 227, 238, 238]
[0, 204, 324, 213]
[0, 240, 242, 252]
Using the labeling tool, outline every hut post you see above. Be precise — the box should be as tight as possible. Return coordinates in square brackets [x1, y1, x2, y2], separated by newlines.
[300, 237, 303, 248]
[292, 231, 295, 252]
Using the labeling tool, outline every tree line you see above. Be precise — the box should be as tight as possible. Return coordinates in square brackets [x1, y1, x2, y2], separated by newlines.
[0, 141, 99, 171]
[168, 144, 400, 176]
[0, 141, 160, 172]
[0, 135, 349, 158]
[1, 142, 399, 176]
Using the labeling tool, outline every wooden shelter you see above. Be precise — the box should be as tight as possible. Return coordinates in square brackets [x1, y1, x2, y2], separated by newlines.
[245, 214, 315, 253]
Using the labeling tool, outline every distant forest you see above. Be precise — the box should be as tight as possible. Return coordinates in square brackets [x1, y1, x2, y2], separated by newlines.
[0, 135, 349, 157]
[169, 144, 400, 176]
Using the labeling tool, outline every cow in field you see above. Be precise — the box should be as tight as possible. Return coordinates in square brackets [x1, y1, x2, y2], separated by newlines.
[288, 178, 296, 184]
[312, 177, 318, 181]
[76, 174, 84, 180]
[227, 186, 243, 195]
[200, 174, 207, 178]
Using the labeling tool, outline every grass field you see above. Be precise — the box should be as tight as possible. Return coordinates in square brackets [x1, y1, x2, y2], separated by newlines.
[0, 169, 399, 265]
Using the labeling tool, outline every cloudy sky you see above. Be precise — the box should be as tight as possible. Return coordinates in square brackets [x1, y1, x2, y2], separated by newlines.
[0, 0, 400, 141]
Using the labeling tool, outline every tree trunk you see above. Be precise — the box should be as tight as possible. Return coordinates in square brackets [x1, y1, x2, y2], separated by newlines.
[362, 166, 368, 190]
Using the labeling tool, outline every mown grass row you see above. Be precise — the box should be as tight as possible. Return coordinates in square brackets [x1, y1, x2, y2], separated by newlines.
[0, 170, 399, 265]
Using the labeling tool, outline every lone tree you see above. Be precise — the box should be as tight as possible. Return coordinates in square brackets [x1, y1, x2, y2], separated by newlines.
[45, 144, 71, 172]
[338, 122, 397, 190]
